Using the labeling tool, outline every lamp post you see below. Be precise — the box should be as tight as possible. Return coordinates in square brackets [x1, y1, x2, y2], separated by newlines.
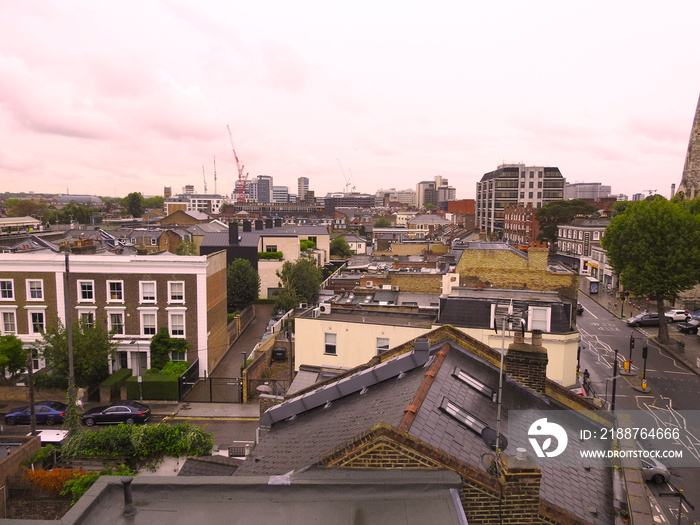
[130, 340, 143, 403]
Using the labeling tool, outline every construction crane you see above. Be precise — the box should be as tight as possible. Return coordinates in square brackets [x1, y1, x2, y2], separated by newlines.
[202, 166, 207, 193]
[337, 159, 354, 193]
[227, 125, 249, 203]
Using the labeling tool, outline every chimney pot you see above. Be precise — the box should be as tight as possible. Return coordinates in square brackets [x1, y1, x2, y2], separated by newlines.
[532, 329, 543, 346]
[121, 477, 138, 518]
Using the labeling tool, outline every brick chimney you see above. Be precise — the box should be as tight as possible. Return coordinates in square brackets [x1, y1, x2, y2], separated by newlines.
[242, 220, 252, 232]
[505, 329, 548, 395]
[496, 452, 542, 523]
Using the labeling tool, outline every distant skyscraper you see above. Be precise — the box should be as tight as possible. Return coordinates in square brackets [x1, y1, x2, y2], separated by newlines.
[678, 92, 700, 200]
[256, 175, 273, 203]
[273, 186, 290, 203]
[298, 177, 309, 201]
[564, 182, 611, 200]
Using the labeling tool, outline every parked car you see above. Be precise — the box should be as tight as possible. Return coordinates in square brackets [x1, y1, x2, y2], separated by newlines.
[81, 401, 151, 426]
[676, 319, 699, 334]
[664, 309, 689, 322]
[625, 312, 660, 327]
[4, 401, 68, 426]
[641, 456, 670, 484]
[577, 303, 584, 315]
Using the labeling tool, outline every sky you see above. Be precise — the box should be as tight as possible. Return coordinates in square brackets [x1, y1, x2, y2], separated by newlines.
[1, 1, 700, 201]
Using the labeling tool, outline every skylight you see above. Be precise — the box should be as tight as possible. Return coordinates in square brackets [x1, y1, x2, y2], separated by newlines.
[439, 398, 487, 435]
[452, 367, 495, 401]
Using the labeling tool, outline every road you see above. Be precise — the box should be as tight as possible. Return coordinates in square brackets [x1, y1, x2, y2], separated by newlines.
[578, 295, 700, 525]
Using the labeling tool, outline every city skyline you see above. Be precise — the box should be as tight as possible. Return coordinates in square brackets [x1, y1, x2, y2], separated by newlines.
[2, 2, 699, 201]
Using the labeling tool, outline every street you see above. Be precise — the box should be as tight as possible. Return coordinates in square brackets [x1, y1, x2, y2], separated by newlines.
[578, 295, 700, 525]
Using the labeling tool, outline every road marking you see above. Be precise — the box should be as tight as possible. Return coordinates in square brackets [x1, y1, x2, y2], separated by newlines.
[584, 308, 598, 319]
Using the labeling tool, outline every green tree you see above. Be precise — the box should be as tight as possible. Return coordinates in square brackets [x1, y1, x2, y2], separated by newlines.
[6, 199, 46, 218]
[123, 192, 144, 218]
[143, 196, 165, 209]
[0, 335, 27, 384]
[176, 239, 198, 255]
[149, 328, 189, 371]
[601, 198, 700, 342]
[424, 203, 437, 212]
[40, 319, 116, 388]
[535, 199, 598, 249]
[276, 258, 323, 307]
[330, 236, 353, 257]
[374, 217, 391, 228]
[227, 258, 260, 311]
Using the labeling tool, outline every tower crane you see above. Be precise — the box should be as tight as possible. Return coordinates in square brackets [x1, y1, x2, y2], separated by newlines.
[202, 166, 207, 193]
[337, 159, 353, 193]
[227, 125, 249, 203]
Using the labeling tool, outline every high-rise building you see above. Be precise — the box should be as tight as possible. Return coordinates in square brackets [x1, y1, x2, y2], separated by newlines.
[273, 186, 290, 203]
[183, 185, 195, 195]
[564, 182, 611, 200]
[298, 177, 309, 201]
[476, 164, 565, 237]
[255, 175, 273, 203]
[416, 181, 437, 209]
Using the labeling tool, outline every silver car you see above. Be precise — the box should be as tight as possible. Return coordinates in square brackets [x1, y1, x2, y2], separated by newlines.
[640, 456, 670, 484]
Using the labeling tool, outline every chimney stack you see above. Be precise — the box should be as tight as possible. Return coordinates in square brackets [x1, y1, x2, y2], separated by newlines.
[505, 329, 548, 395]
[265, 218, 273, 229]
[274, 217, 282, 227]
[228, 222, 239, 246]
[243, 220, 252, 232]
[255, 220, 263, 231]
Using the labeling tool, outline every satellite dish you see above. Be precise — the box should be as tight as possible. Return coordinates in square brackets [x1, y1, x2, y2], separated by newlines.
[481, 427, 508, 452]
[481, 452, 497, 471]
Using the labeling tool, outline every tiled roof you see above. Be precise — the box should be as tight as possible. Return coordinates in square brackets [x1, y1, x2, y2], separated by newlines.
[236, 334, 614, 524]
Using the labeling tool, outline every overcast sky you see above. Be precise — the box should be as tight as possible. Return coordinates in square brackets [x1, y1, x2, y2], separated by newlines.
[1, 1, 699, 201]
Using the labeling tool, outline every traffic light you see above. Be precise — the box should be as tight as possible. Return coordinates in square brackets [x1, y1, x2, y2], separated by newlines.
[630, 335, 635, 349]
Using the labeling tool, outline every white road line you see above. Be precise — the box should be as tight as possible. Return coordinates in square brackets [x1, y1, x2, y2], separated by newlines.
[584, 308, 598, 319]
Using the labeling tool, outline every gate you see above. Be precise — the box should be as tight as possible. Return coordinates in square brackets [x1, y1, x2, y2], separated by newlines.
[178, 359, 199, 401]
[181, 377, 243, 403]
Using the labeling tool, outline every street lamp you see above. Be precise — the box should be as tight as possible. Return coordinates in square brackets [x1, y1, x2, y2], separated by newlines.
[130, 340, 143, 403]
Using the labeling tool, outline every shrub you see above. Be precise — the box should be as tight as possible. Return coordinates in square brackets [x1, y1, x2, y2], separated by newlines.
[61, 471, 100, 505]
[160, 361, 189, 377]
[258, 251, 283, 259]
[25, 468, 88, 496]
[126, 373, 178, 400]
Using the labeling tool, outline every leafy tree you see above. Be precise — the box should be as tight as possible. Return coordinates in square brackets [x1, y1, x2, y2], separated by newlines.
[149, 328, 189, 371]
[300, 239, 316, 251]
[227, 258, 261, 311]
[123, 192, 144, 218]
[374, 217, 391, 228]
[276, 259, 323, 307]
[143, 196, 165, 209]
[273, 288, 299, 313]
[0, 335, 27, 384]
[535, 199, 598, 249]
[6, 199, 46, 218]
[176, 239, 198, 255]
[424, 203, 437, 211]
[601, 198, 700, 342]
[40, 319, 116, 388]
[330, 236, 353, 257]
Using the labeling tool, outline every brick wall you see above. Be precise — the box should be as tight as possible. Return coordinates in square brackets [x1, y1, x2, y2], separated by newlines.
[0, 436, 41, 519]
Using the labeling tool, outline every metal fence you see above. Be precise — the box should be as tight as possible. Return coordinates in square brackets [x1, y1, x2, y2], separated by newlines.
[178, 358, 200, 401]
[181, 377, 243, 403]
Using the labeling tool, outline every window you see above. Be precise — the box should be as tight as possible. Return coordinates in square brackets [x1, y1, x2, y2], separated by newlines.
[324, 333, 337, 355]
[0, 280, 14, 300]
[266, 245, 278, 252]
[537, 181, 542, 188]
[537, 192, 542, 199]
[108, 312, 124, 335]
[108, 281, 124, 302]
[528, 181, 533, 188]
[439, 397, 487, 434]
[78, 280, 94, 302]
[528, 192, 533, 198]
[171, 348, 186, 362]
[141, 312, 157, 335]
[151, 238, 157, 246]
[169, 312, 185, 337]
[529, 306, 550, 332]
[140, 282, 156, 303]
[520, 192, 524, 199]
[1, 311, 16, 334]
[26, 280, 44, 300]
[376, 337, 390, 354]
[80, 312, 94, 329]
[593, 231, 600, 241]
[168, 282, 185, 303]
[30, 311, 45, 334]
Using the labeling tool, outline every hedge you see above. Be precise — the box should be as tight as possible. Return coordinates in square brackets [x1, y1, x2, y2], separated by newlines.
[99, 368, 132, 400]
[125, 374, 178, 401]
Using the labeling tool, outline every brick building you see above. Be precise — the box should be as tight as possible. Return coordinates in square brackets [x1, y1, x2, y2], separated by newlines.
[0, 250, 228, 377]
[240, 327, 616, 525]
[502, 203, 541, 249]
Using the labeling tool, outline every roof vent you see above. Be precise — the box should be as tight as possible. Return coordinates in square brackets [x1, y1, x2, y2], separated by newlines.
[414, 338, 430, 354]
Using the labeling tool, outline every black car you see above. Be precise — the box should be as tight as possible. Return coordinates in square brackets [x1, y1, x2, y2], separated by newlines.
[82, 401, 151, 426]
[4, 401, 68, 426]
[577, 303, 584, 315]
[625, 312, 659, 327]
[676, 319, 699, 334]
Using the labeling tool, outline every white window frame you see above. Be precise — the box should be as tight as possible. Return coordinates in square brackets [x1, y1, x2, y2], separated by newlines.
[376, 337, 390, 355]
[106, 308, 125, 335]
[26, 279, 44, 301]
[0, 308, 18, 335]
[168, 310, 186, 338]
[26, 307, 47, 335]
[140, 309, 158, 336]
[140, 281, 157, 303]
[168, 281, 185, 304]
[80, 311, 95, 329]
[151, 237, 157, 246]
[77, 280, 95, 303]
[528, 306, 551, 333]
[0, 279, 14, 300]
[324, 333, 337, 355]
[107, 280, 124, 303]
[593, 231, 600, 241]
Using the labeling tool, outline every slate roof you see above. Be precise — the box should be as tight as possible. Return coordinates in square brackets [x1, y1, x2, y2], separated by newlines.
[236, 334, 614, 525]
